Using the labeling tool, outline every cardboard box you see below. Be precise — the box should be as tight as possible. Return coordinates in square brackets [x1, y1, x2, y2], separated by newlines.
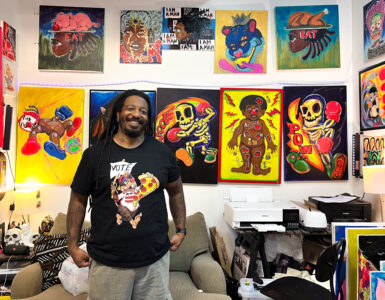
[209, 227, 232, 277]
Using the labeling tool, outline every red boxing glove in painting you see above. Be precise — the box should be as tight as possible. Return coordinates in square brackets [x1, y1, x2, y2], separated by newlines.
[325, 101, 342, 122]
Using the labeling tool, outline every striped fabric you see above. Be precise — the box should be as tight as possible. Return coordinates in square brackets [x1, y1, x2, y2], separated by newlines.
[32, 228, 90, 290]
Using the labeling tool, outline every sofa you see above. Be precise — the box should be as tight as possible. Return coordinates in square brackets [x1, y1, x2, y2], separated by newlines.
[11, 212, 231, 300]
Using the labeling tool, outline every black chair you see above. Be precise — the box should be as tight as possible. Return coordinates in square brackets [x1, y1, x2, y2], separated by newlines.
[259, 238, 346, 300]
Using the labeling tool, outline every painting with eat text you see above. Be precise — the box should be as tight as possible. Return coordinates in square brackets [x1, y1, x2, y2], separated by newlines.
[120, 10, 162, 63]
[155, 88, 219, 184]
[214, 10, 267, 74]
[283, 86, 348, 181]
[275, 5, 340, 69]
[16, 87, 84, 185]
[162, 7, 215, 51]
[38, 5, 104, 71]
[89, 90, 156, 146]
[219, 89, 282, 184]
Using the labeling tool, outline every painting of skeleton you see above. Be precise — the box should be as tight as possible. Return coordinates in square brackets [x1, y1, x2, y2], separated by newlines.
[364, 0, 385, 61]
[120, 10, 162, 63]
[2, 21, 16, 61]
[359, 61, 385, 130]
[275, 5, 340, 69]
[283, 86, 348, 181]
[38, 5, 104, 71]
[219, 88, 282, 183]
[89, 90, 156, 147]
[363, 135, 385, 166]
[155, 88, 219, 184]
[162, 7, 215, 51]
[16, 87, 84, 184]
[214, 10, 267, 74]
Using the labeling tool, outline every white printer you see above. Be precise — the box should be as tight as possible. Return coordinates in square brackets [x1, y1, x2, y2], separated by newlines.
[224, 188, 299, 231]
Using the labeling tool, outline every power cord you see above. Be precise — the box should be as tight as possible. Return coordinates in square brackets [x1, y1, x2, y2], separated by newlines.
[0, 255, 14, 296]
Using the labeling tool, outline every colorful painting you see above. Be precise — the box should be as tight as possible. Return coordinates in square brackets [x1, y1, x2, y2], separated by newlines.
[2, 58, 16, 96]
[371, 271, 385, 300]
[275, 5, 340, 69]
[0, 28, 3, 148]
[162, 7, 215, 51]
[359, 61, 385, 131]
[358, 235, 385, 300]
[2, 21, 16, 61]
[363, 135, 385, 166]
[214, 10, 267, 74]
[16, 87, 84, 185]
[219, 88, 282, 183]
[364, 0, 385, 61]
[120, 10, 162, 63]
[38, 5, 105, 71]
[89, 90, 156, 146]
[283, 86, 348, 181]
[381, 260, 385, 270]
[155, 88, 219, 184]
[347, 228, 385, 300]
[332, 223, 385, 299]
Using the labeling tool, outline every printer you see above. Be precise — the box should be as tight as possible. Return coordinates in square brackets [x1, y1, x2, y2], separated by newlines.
[224, 188, 300, 231]
[308, 194, 371, 223]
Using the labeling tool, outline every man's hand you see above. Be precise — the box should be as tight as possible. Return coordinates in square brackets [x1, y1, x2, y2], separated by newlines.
[170, 233, 185, 251]
[69, 246, 90, 268]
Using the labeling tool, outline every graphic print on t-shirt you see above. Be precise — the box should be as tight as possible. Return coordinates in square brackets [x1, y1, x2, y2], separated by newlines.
[110, 160, 159, 229]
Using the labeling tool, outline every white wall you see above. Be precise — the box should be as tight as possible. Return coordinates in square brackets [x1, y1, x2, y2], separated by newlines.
[0, 0, 366, 257]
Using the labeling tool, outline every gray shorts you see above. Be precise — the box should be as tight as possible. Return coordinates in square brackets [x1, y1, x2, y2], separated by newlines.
[87, 251, 172, 300]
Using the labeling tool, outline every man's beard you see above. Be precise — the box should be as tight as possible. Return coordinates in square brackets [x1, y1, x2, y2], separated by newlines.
[120, 117, 148, 138]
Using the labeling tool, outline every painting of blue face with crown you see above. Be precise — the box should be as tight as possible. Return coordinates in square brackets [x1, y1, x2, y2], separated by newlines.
[215, 11, 267, 74]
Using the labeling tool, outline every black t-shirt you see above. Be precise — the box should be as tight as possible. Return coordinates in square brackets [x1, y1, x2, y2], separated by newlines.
[70, 135, 180, 268]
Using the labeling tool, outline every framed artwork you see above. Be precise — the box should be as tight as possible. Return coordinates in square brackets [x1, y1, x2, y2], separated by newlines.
[38, 5, 105, 71]
[214, 10, 267, 74]
[161, 7, 215, 51]
[2, 21, 16, 61]
[16, 87, 84, 185]
[283, 86, 348, 181]
[332, 222, 385, 299]
[370, 271, 385, 299]
[364, 0, 385, 61]
[381, 260, 385, 270]
[363, 135, 385, 166]
[2, 58, 16, 96]
[346, 228, 385, 300]
[218, 88, 282, 183]
[155, 88, 219, 184]
[359, 61, 385, 130]
[358, 235, 385, 299]
[275, 5, 340, 70]
[120, 10, 162, 64]
[0, 27, 3, 148]
[89, 90, 156, 147]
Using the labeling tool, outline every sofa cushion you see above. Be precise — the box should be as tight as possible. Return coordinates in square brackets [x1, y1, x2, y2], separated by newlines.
[169, 212, 209, 272]
[49, 213, 91, 235]
[32, 228, 90, 291]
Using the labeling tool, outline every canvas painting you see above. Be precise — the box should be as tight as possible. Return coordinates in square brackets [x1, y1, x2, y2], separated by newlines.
[162, 7, 215, 51]
[38, 5, 104, 71]
[214, 10, 267, 74]
[155, 88, 219, 184]
[371, 271, 385, 300]
[359, 61, 385, 130]
[358, 235, 385, 300]
[381, 260, 385, 270]
[363, 135, 385, 166]
[219, 88, 282, 183]
[332, 222, 385, 299]
[283, 86, 348, 181]
[2, 58, 16, 96]
[89, 90, 156, 146]
[16, 87, 84, 185]
[2, 21, 16, 61]
[364, 0, 385, 61]
[0, 28, 3, 148]
[275, 5, 340, 70]
[346, 228, 385, 300]
[120, 10, 162, 63]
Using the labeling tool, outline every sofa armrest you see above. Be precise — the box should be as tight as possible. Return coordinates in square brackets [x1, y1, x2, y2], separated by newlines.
[11, 262, 43, 299]
[190, 252, 227, 295]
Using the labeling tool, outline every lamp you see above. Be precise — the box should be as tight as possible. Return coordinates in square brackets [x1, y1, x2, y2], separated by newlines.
[363, 165, 385, 221]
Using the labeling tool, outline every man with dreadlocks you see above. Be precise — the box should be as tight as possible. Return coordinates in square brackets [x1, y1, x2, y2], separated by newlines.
[67, 89, 186, 299]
